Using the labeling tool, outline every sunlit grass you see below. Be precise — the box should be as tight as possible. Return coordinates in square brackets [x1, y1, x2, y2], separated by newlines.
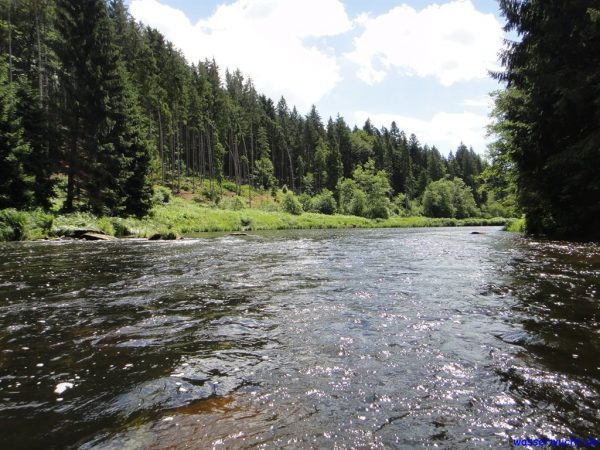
[0, 184, 512, 241]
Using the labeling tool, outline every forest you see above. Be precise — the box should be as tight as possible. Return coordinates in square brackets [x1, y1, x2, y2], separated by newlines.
[1, 0, 598, 239]
[0, 0, 513, 236]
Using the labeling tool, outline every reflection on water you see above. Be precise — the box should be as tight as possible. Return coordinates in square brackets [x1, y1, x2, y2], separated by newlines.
[0, 228, 599, 449]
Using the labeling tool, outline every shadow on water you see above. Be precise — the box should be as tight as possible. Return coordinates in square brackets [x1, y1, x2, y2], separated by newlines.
[493, 238, 600, 437]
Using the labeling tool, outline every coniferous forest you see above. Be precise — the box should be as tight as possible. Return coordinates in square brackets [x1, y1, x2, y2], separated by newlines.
[0, 0, 598, 239]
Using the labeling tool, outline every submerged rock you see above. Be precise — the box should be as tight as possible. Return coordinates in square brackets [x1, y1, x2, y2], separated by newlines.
[52, 227, 112, 240]
[80, 232, 116, 241]
[148, 232, 181, 241]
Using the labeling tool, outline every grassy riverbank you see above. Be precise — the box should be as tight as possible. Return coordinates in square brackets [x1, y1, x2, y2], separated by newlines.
[0, 181, 513, 241]
[0, 199, 510, 242]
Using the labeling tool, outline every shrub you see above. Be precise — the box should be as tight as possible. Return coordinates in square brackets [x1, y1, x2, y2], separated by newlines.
[222, 180, 238, 192]
[240, 216, 254, 229]
[311, 189, 337, 215]
[282, 192, 303, 215]
[349, 189, 367, 217]
[422, 178, 479, 218]
[298, 193, 313, 212]
[152, 186, 171, 205]
[0, 209, 28, 241]
[111, 218, 133, 237]
[231, 196, 246, 211]
[369, 202, 390, 219]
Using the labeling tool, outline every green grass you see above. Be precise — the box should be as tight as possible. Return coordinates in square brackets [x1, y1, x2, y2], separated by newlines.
[504, 216, 526, 233]
[0, 187, 513, 242]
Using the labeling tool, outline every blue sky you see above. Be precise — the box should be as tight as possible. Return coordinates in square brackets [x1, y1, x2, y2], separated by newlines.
[128, 0, 507, 154]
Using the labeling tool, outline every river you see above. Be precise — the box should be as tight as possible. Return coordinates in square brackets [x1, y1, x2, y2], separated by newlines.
[0, 227, 599, 449]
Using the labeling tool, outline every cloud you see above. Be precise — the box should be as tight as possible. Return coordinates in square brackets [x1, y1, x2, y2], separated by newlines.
[346, 0, 503, 86]
[353, 110, 490, 154]
[129, 0, 352, 110]
[461, 96, 493, 109]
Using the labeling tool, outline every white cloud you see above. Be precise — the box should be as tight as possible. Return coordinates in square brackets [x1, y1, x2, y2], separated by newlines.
[129, 0, 352, 110]
[461, 95, 493, 109]
[346, 0, 503, 86]
[353, 110, 490, 154]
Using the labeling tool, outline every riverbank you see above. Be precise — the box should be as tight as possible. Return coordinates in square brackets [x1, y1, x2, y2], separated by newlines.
[0, 196, 512, 242]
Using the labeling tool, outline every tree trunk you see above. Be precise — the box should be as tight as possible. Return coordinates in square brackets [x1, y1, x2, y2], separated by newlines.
[157, 107, 164, 183]
[8, 0, 13, 84]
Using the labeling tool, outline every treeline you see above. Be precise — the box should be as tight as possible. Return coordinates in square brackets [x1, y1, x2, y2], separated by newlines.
[1, 0, 503, 219]
[489, 0, 600, 239]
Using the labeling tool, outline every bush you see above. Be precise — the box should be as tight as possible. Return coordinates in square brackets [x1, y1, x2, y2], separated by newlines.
[222, 180, 238, 192]
[0, 209, 28, 241]
[282, 192, 303, 215]
[369, 202, 390, 219]
[240, 216, 254, 230]
[111, 218, 133, 237]
[152, 186, 171, 205]
[298, 193, 313, 212]
[422, 178, 479, 218]
[220, 196, 246, 211]
[231, 196, 246, 211]
[311, 189, 337, 215]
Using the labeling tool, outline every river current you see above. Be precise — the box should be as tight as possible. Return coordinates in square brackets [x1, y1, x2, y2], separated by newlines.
[0, 227, 599, 448]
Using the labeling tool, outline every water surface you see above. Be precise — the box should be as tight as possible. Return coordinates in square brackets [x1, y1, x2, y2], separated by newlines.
[1, 227, 599, 448]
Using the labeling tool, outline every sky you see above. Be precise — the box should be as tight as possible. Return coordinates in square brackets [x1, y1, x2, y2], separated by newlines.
[127, 0, 507, 155]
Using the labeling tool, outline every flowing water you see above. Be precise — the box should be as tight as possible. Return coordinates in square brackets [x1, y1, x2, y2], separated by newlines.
[0, 227, 599, 449]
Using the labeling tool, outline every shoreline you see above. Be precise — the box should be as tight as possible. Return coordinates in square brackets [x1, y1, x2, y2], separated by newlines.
[1, 201, 514, 242]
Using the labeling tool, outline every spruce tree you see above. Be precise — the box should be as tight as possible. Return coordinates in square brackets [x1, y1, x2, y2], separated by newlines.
[0, 59, 34, 209]
[55, 0, 153, 216]
[495, 0, 600, 238]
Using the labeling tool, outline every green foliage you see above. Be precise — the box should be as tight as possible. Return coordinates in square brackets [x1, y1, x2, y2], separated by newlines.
[220, 195, 246, 211]
[282, 192, 303, 215]
[0, 209, 54, 241]
[504, 217, 526, 233]
[298, 193, 313, 212]
[493, 1, 600, 239]
[0, 209, 29, 241]
[0, 59, 34, 209]
[338, 179, 366, 217]
[348, 160, 392, 219]
[55, 0, 153, 216]
[391, 193, 409, 216]
[240, 216, 254, 229]
[0, 0, 499, 229]
[310, 189, 337, 215]
[422, 178, 479, 219]
[96, 217, 115, 236]
[231, 196, 246, 211]
[111, 218, 135, 237]
[255, 156, 276, 190]
[301, 172, 315, 196]
[152, 186, 172, 205]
